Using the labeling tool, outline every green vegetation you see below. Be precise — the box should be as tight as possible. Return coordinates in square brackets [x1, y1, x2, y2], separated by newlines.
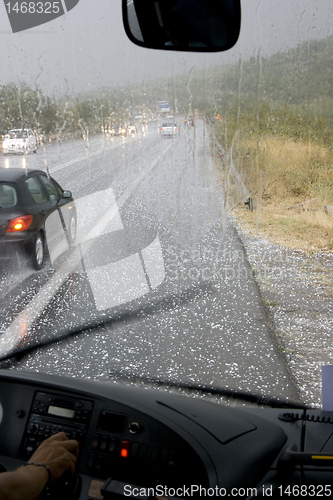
[262, 299, 279, 308]
[206, 37, 333, 203]
[1, 36, 333, 231]
[0, 83, 121, 137]
[0, 81, 172, 138]
[195, 36, 333, 251]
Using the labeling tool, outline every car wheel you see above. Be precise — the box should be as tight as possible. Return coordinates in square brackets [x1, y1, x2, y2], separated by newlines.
[68, 214, 77, 246]
[32, 232, 45, 270]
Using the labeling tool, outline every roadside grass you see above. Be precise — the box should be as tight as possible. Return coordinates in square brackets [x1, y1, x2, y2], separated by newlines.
[233, 202, 333, 252]
[262, 299, 279, 307]
[259, 137, 333, 202]
[223, 136, 333, 253]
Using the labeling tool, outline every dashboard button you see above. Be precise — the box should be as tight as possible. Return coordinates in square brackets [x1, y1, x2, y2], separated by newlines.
[95, 456, 104, 471]
[108, 438, 118, 454]
[28, 423, 39, 434]
[100, 437, 109, 452]
[120, 440, 131, 458]
[92, 435, 100, 450]
[129, 421, 141, 434]
[87, 454, 95, 470]
[130, 442, 139, 459]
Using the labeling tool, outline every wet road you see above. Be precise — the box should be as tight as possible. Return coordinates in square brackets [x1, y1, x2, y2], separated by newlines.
[0, 121, 301, 402]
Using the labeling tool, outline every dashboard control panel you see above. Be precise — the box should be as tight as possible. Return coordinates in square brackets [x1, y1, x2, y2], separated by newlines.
[4, 370, 333, 500]
[20, 391, 94, 458]
[0, 373, 210, 496]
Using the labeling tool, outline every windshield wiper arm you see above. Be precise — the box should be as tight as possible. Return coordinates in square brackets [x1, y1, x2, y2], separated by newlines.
[0, 279, 307, 410]
[110, 371, 310, 410]
[0, 282, 214, 365]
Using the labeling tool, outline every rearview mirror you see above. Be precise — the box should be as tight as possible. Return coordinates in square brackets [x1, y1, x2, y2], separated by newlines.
[122, 0, 241, 52]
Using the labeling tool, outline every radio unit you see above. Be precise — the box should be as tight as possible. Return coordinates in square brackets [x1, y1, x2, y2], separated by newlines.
[20, 391, 94, 458]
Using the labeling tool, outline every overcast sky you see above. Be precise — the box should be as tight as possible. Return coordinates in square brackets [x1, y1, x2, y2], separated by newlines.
[1, 0, 333, 96]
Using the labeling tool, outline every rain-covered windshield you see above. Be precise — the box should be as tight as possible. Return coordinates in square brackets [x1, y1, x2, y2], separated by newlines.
[0, 1, 332, 409]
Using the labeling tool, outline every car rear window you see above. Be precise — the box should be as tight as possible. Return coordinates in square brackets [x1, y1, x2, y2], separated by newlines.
[8, 130, 27, 139]
[0, 184, 18, 208]
[162, 123, 173, 127]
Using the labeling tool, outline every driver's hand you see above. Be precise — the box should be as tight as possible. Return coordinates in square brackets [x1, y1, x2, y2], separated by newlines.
[28, 432, 79, 483]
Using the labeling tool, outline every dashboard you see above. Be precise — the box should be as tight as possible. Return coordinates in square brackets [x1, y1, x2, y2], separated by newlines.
[0, 369, 333, 499]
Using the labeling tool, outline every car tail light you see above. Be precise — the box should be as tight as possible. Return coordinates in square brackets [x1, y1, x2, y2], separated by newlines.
[6, 215, 33, 232]
[160, 128, 163, 131]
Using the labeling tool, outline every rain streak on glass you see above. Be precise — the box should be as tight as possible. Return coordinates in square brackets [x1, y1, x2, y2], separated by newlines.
[0, 0, 333, 410]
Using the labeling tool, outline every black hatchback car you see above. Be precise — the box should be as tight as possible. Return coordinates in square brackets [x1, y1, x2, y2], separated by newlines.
[0, 168, 76, 269]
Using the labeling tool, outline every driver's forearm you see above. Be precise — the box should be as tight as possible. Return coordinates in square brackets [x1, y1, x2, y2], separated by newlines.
[0, 464, 48, 500]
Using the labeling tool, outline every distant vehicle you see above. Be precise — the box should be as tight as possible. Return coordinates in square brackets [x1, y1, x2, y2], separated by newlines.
[158, 100, 171, 115]
[0, 169, 76, 270]
[160, 122, 178, 138]
[2, 129, 37, 154]
[111, 123, 120, 135]
[127, 122, 137, 134]
[119, 124, 127, 136]
[111, 123, 126, 136]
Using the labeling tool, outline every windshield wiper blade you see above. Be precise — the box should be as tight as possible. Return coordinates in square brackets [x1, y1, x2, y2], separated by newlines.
[110, 372, 310, 410]
[0, 317, 110, 364]
[0, 282, 214, 364]
[0, 279, 307, 410]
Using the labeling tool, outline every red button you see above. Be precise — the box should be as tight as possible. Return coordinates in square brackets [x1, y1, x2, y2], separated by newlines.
[120, 440, 131, 458]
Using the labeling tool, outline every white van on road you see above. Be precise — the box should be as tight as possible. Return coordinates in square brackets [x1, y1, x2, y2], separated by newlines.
[3, 128, 37, 155]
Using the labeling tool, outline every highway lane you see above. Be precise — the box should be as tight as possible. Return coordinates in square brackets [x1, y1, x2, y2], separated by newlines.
[0, 121, 301, 402]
